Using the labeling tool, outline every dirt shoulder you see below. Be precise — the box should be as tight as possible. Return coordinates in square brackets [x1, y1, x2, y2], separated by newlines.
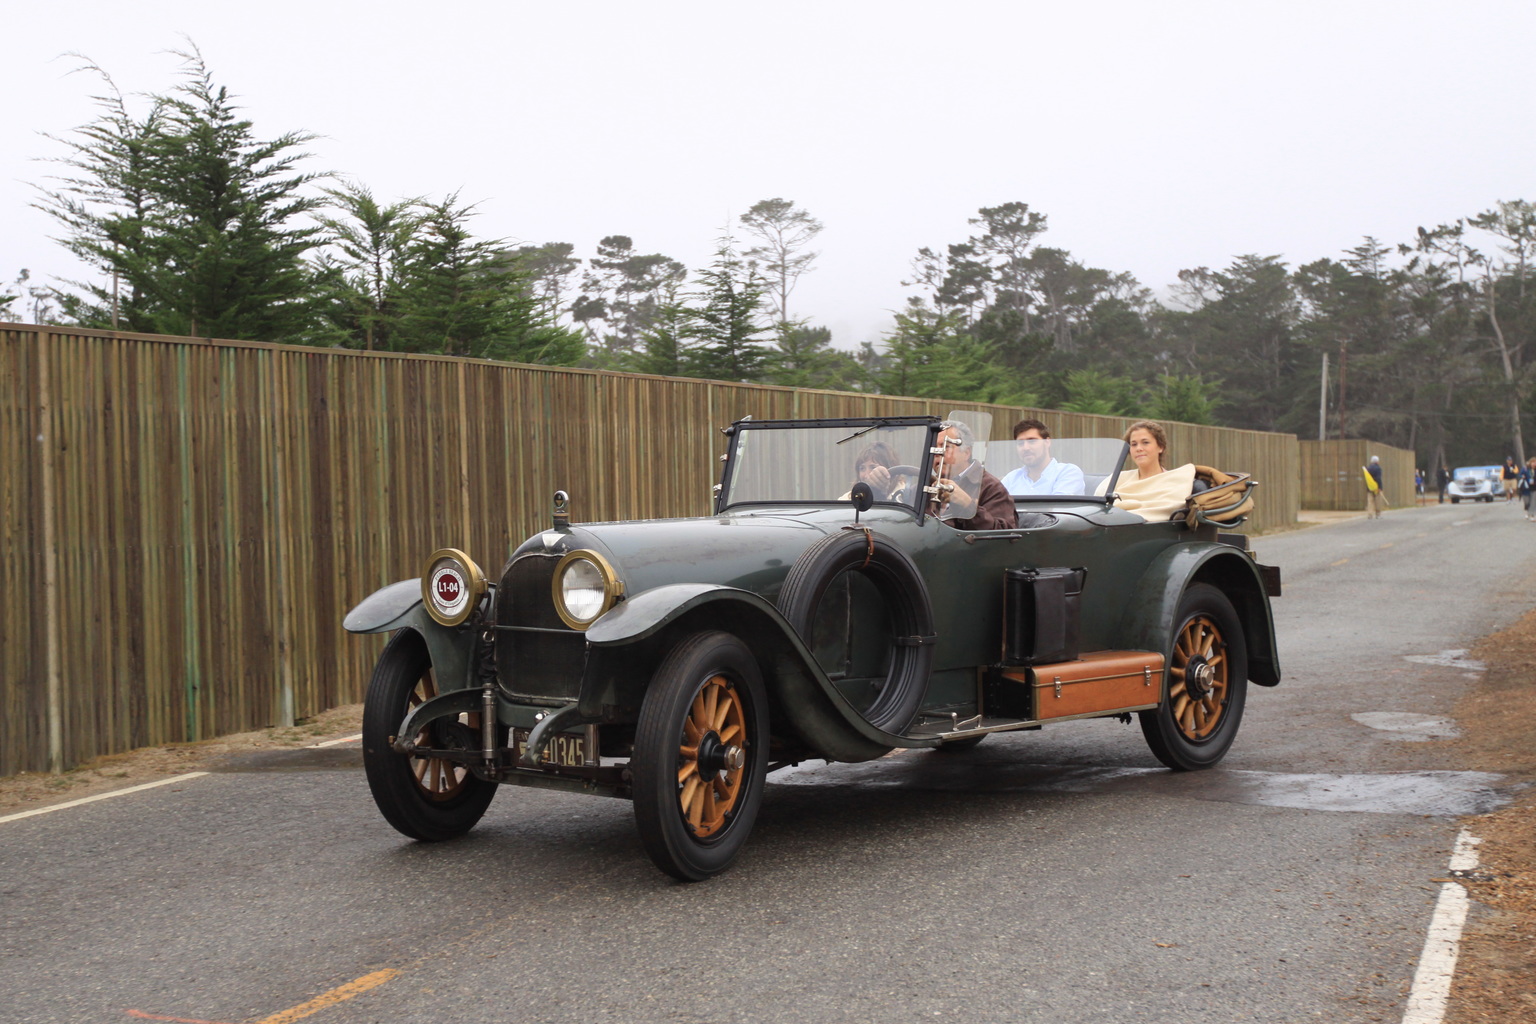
[1445, 611, 1536, 1021]
[0, 703, 364, 816]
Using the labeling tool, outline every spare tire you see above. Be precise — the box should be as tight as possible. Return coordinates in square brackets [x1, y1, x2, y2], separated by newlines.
[777, 528, 935, 733]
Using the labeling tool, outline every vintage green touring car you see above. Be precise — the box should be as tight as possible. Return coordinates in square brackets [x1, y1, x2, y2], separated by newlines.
[345, 414, 1281, 880]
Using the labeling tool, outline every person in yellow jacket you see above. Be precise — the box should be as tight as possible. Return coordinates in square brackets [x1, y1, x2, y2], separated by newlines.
[1364, 455, 1385, 519]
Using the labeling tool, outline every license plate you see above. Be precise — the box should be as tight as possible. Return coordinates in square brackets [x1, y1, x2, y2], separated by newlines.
[512, 728, 587, 768]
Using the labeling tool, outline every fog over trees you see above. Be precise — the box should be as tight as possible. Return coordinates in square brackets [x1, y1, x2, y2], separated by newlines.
[9, 53, 1533, 471]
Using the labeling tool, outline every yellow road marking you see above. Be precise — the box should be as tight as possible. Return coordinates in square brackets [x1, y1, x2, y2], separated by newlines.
[1330, 558, 1349, 566]
[1379, 542, 1395, 549]
[254, 970, 399, 1024]
[125, 970, 399, 1024]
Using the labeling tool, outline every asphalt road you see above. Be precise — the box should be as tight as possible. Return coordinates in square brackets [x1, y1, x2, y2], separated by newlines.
[3, 499, 1533, 1024]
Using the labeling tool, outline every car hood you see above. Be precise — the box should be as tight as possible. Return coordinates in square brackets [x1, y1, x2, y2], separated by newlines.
[510, 509, 874, 602]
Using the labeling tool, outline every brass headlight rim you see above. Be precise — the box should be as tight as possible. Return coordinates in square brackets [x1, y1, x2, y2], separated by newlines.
[552, 549, 623, 630]
[420, 547, 488, 627]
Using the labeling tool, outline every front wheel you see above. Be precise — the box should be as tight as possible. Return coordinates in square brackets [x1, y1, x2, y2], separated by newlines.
[1139, 583, 1248, 771]
[362, 630, 497, 841]
[631, 631, 769, 881]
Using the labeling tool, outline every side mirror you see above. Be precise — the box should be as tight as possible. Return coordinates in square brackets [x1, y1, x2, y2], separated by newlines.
[850, 481, 875, 517]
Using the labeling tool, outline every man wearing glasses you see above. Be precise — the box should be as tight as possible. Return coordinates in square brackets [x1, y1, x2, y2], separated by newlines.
[1000, 418, 1085, 496]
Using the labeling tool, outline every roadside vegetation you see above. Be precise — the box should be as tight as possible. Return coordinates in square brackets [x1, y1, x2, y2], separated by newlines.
[3, 48, 1533, 472]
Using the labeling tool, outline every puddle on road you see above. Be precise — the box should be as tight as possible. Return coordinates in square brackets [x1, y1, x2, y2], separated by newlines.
[1350, 711, 1460, 740]
[1403, 649, 1485, 672]
[769, 757, 1505, 817]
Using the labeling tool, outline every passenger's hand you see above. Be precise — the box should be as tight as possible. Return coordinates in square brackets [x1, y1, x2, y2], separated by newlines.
[938, 477, 972, 508]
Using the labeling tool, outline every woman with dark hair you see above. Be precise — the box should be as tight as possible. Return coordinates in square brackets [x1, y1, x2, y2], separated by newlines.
[849, 441, 910, 502]
[1103, 420, 1198, 521]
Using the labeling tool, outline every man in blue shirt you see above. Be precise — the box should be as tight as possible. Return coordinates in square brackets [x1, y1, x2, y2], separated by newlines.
[1000, 418, 1085, 496]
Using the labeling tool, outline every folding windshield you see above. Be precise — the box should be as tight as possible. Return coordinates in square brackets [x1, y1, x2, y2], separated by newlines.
[720, 420, 933, 509]
[718, 418, 1136, 511]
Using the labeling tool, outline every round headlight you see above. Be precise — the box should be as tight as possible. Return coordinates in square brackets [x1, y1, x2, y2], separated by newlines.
[552, 550, 623, 630]
[421, 548, 487, 626]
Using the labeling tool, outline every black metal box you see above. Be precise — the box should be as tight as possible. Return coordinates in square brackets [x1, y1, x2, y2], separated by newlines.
[1002, 566, 1086, 665]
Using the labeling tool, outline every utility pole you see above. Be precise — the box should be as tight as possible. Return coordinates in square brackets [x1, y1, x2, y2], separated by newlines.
[1319, 352, 1329, 440]
[1338, 340, 1349, 439]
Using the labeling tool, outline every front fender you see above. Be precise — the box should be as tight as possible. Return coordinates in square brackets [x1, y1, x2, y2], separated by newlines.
[586, 583, 936, 761]
[1118, 543, 1281, 686]
[344, 579, 476, 693]
[344, 579, 421, 633]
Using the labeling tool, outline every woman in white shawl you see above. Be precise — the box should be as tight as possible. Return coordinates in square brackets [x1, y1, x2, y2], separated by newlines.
[1106, 420, 1196, 521]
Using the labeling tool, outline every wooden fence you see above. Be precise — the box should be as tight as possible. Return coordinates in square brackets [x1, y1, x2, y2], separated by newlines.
[1, 323, 1300, 777]
[1298, 440, 1417, 511]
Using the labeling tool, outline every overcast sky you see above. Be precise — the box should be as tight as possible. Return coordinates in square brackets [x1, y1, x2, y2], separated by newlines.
[4, 1, 1533, 346]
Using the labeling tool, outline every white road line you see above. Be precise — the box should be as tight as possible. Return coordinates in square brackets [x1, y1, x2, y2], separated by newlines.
[1, 733, 359, 826]
[0, 772, 210, 825]
[1402, 829, 1482, 1024]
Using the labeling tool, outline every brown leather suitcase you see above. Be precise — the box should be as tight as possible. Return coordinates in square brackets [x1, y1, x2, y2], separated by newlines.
[999, 650, 1165, 721]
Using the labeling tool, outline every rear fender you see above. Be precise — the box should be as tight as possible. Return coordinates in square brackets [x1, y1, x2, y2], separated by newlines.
[344, 580, 476, 692]
[584, 584, 934, 761]
[1118, 544, 1281, 687]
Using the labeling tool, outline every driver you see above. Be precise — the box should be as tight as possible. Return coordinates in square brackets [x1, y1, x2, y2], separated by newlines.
[849, 441, 909, 502]
[1000, 418, 1085, 496]
[929, 420, 1017, 530]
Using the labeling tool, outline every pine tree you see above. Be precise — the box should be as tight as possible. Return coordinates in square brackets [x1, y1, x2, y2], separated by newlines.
[393, 195, 584, 365]
[314, 182, 422, 350]
[37, 50, 327, 341]
[682, 235, 770, 382]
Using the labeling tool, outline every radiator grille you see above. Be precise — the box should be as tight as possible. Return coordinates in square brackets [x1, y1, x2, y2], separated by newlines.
[495, 552, 585, 701]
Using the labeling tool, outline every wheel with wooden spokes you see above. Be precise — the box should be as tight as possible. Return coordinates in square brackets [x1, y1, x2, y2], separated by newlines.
[362, 630, 497, 840]
[1139, 583, 1248, 771]
[632, 631, 768, 881]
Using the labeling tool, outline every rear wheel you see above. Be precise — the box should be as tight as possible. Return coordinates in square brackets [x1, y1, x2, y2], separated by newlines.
[362, 631, 497, 840]
[631, 631, 769, 881]
[1139, 584, 1248, 771]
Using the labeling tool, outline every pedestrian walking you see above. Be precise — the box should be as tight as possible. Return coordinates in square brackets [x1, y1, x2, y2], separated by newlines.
[1415, 468, 1425, 504]
[1503, 457, 1520, 501]
[1364, 456, 1385, 519]
[1436, 465, 1451, 504]
[1521, 458, 1536, 521]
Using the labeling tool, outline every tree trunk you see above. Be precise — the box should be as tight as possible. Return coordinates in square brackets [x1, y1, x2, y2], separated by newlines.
[1486, 277, 1527, 464]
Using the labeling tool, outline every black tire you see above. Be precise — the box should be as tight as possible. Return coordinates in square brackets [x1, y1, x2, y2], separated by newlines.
[1139, 583, 1248, 771]
[631, 631, 769, 882]
[362, 630, 497, 841]
[778, 529, 934, 733]
[1451, 496, 1460, 504]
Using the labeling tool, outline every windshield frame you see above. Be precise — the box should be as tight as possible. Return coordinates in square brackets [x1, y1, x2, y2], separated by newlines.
[715, 416, 940, 515]
[714, 417, 1128, 516]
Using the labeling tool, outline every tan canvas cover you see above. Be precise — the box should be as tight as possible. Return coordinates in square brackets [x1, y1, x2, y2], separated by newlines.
[1183, 465, 1256, 527]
